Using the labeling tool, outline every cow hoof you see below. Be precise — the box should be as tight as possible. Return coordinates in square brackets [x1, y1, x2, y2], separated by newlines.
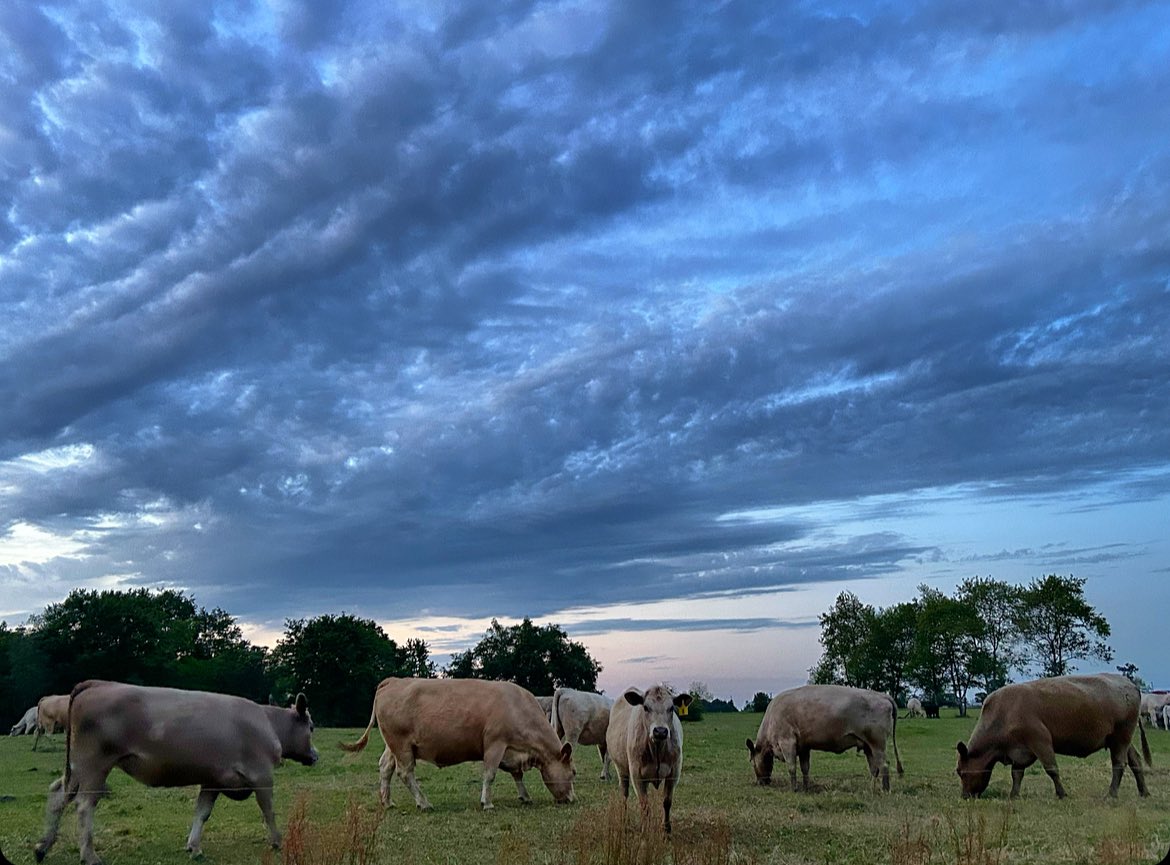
[187, 848, 203, 859]
[481, 802, 494, 811]
[417, 803, 433, 812]
[34, 846, 46, 864]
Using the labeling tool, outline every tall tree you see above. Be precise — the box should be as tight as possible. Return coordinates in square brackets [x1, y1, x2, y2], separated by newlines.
[270, 613, 429, 726]
[1014, 574, 1112, 677]
[914, 587, 986, 716]
[956, 576, 1023, 691]
[811, 592, 878, 688]
[444, 618, 600, 694]
[866, 602, 919, 701]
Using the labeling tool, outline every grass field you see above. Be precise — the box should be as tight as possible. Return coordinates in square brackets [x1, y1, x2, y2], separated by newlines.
[2, 710, 1169, 864]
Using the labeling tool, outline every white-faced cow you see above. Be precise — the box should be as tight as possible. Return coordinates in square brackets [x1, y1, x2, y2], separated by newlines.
[747, 685, 903, 793]
[340, 677, 575, 811]
[10, 706, 38, 736]
[32, 695, 70, 752]
[1140, 692, 1170, 729]
[551, 688, 614, 781]
[606, 684, 692, 833]
[904, 697, 925, 719]
[955, 673, 1150, 799]
[35, 680, 317, 865]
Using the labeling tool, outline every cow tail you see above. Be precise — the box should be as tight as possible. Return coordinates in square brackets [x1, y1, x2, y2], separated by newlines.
[550, 688, 565, 740]
[338, 703, 377, 753]
[64, 681, 98, 791]
[889, 695, 904, 775]
[1139, 716, 1152, 767]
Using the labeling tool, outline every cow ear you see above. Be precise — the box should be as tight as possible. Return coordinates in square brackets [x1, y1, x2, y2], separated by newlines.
[560, 742, 573, 764]
[623, 690, 644, 707]
[746, 738, 756, 756]
[956, 741, 968, 759]
[673, 693, 693, 709]
[295, 693, 308, 716]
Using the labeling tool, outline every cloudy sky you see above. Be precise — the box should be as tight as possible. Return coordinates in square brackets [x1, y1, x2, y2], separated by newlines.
[2, 0, 1168, 701]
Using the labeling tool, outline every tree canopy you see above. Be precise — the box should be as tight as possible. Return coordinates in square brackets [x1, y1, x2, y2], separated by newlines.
[445, 618, 601, 694]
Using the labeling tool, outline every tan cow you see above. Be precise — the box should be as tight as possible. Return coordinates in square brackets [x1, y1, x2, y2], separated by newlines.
[340, 677, 575, 810]
[35, 680, 317, 865]
[10, 705, 38, 736]
[32, 695, 70, 751]
[1140, 692, 1170, 728]
[746, 685, 903, 792]
[551, 687, 614, 780]
[606, 684, 692, 833]
[955, 673, 1150, 799]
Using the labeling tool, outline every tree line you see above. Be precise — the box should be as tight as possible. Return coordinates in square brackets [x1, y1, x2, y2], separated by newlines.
[809, 574, 1117, 715]
[0, 589, 602, 727]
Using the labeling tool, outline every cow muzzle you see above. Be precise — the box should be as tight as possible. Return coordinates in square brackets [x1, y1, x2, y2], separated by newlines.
[652, 726, 669, 741]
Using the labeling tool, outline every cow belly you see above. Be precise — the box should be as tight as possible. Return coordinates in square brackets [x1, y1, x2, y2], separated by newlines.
[117, 753, 239, 789]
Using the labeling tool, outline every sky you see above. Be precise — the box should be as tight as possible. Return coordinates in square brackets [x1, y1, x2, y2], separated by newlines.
[1, 0, 1168, 704]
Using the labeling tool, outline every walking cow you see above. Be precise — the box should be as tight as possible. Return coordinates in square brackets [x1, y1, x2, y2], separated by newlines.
[955, 673, 1150, 799]
[746, 685, 903, 792]
[35, 681, 318, 864]
[551, 688, 614, 781]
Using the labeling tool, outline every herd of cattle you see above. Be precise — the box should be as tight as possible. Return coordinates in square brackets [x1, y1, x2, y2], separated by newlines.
[2, 672, 1162, 863]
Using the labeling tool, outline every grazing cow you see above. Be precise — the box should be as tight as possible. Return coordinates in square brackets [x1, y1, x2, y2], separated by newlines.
[339, 677, 575, 810]
[924, 702, 941, 719]
[746, 685, 903, 793]
[32, 695, 70, 751]
[606, 685, 692, 833]
[551, 688, 614, 781]
[10, 706, 38, 736]
[35, 681, 317, 865]
[536, 695, 555, 721]
[1140, 692, 1170, 729]
[955, 673, 1150, 800]
[904, 697, 925, 719]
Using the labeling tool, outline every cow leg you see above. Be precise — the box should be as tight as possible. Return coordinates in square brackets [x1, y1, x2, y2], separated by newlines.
[633, 779, 652, 830]
[598, 743, 611, 781]
[778, 741, 799, 792]
[619, 771, 630, 800]
[394, 750, 432, 811]
[1032, 745, 1066, 799]
[186, 788, 219, 856]
[864, 746, 890, 793]
[1009, 765, 1025, 798]
[662, 777, 676, 834]
[1126, 745, 1150, 797]
[254, 786, 281, 849]
[378, 748, 396, 808]
[799, 750, 812, 793]
[35, 776, 78, 862]
[508, 769, 532, 804]
[32, 725, 42, 752]
[479, 742, 508, 810]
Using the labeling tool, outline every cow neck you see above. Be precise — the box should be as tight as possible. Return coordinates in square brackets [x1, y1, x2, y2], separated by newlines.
[263, 706, 294, 752]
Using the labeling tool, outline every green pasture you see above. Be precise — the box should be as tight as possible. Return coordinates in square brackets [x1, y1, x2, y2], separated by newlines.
[2, 710, 1169, 864]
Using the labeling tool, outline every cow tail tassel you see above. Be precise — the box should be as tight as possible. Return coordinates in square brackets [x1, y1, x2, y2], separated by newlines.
[1139, 716, 1152, 768]
[339, 704, 378, 753]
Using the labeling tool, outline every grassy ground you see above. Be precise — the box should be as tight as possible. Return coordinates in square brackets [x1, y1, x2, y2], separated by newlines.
[2, 710, 1169, 864]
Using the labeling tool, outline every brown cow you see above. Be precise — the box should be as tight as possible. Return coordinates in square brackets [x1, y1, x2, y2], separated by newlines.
[606, 685, 692, 833]
[956, 673, 1150, 799]
[35, 681, 317, 865]
[551, 688, 614, 780]
[340, 677, 575, 810]
[746, 685, 903, 792]
[33, 695, 70, 752]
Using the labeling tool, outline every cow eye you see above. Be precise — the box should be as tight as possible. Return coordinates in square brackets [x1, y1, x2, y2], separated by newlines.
[643, 705, 651, 713]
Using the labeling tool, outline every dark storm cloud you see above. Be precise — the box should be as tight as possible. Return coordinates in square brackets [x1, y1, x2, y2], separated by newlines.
[1, 1, 1168, 625]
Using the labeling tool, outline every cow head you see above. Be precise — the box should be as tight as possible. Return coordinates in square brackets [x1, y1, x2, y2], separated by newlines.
[539, 742, 576, 803]
[282, 693, 319, 766]
[745, 738, 774, 785]
[625, 686, 691, 752]
[955, 741, 993, 798]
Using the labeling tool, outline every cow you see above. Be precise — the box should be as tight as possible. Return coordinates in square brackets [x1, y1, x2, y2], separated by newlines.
[339, 677, 575, 811]
[32, 695, 70, 751]
[923, 702, 941, 719]
[955, 673, 1150, 800]
[904, 697, 925, 719]
[551, 688, 614, 781]
[9, 706, 38, 736]
[1140, 692, 1170, 729]
[35, 680, 317, 865]
[746, 685, 903, 793]
[606, 684, 692, 833]
[1163, 704, 1170, 734]
[536, 695, 555, 721]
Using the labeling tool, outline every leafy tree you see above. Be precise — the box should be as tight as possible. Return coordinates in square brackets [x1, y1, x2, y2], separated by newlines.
[910, 587, 986, 716]
[1014, 574, 1112, 677]
[746, 691, 772, 713]
[812, 592, 879, 688]
[270, 613, 429, 726]
[1116, 662, 1148, 692]
[956, 576, 1023, 691]
[401, 638, 438, 679]
[444, 618, 600, 694]
[867, 602, 918, 701]
[704, 697, 738, 713]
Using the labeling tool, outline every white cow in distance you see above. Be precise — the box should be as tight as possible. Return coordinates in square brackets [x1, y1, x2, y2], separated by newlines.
[904, 697, 925, 718]
[551, 688, 614, 780]
[9, 706, 38, 736]
[1140, 692, 1170, 728]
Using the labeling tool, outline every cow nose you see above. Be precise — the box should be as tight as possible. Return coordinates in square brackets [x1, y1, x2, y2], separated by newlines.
[309, 748, 319, 765]
[652, 726, 668, 740]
